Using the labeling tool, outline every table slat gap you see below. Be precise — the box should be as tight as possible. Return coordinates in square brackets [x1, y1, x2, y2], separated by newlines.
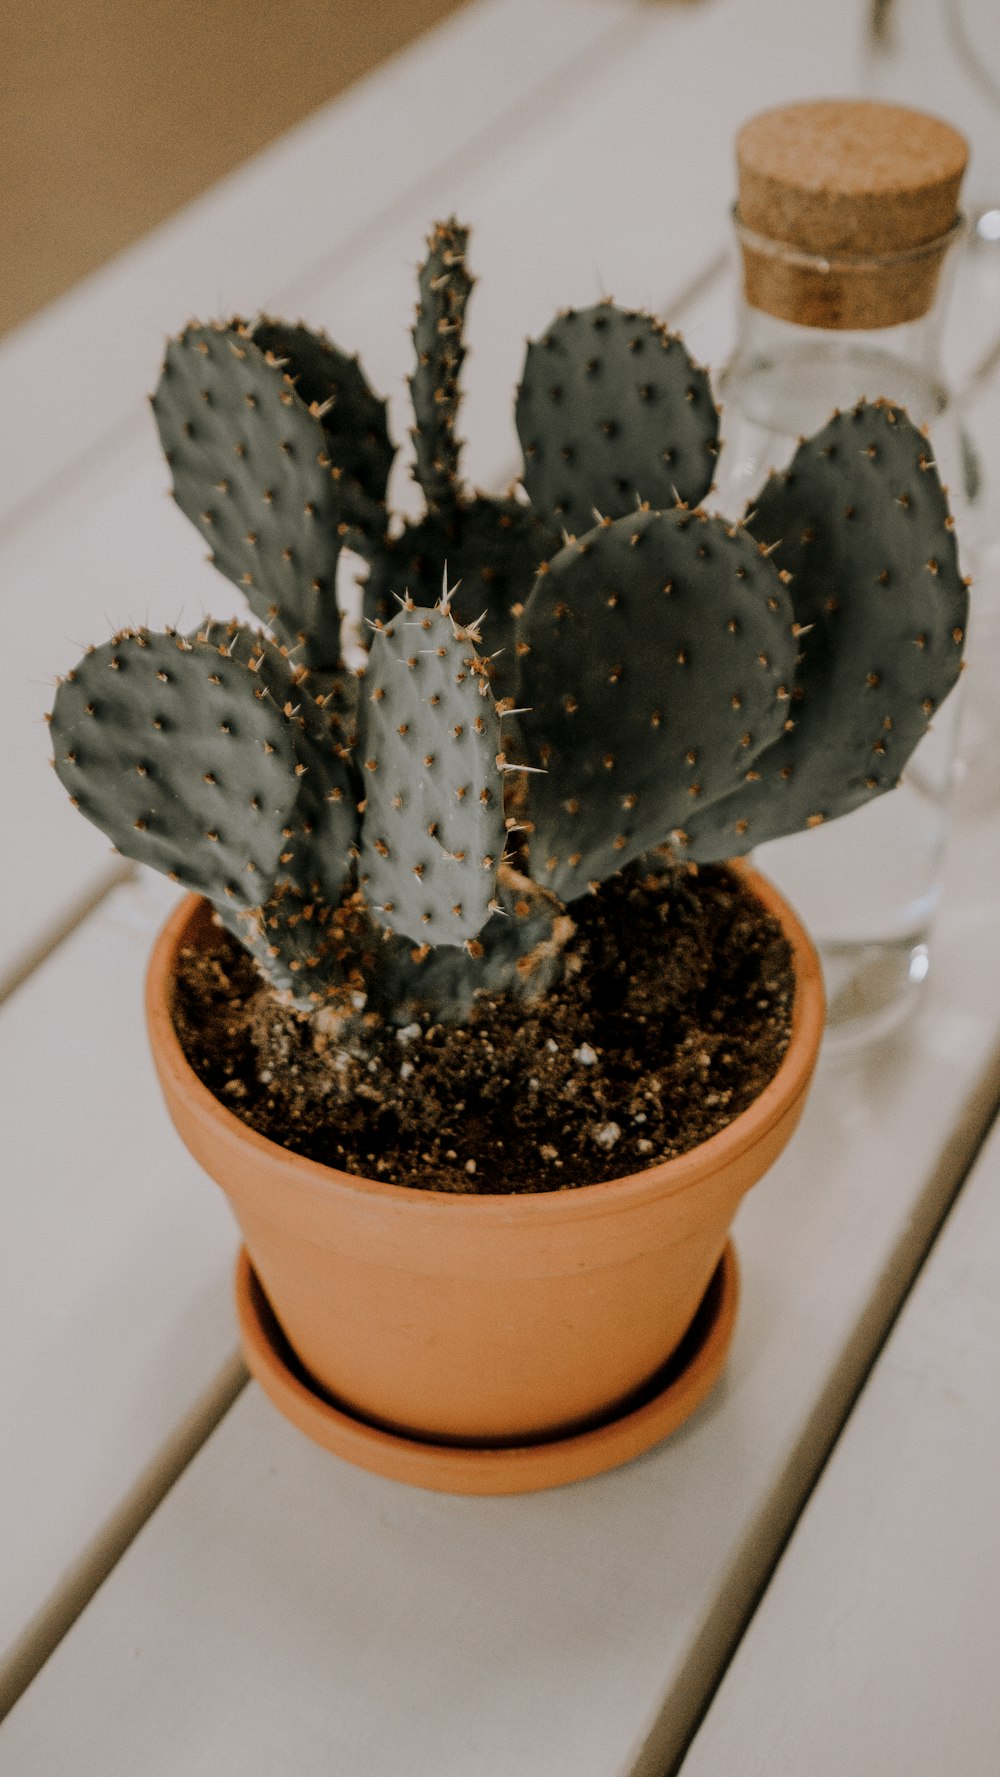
[0, 1353, 247, 1723]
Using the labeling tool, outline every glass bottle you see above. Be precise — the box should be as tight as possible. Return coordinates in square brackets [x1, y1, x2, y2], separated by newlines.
[712, 100, 975, 1045]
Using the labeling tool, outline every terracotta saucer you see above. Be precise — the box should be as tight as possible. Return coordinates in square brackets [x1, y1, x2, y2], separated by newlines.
[235, 1242, 739, 1495]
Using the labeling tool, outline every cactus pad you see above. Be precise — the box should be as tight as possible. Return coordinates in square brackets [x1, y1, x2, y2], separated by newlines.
[151, 319, 393, 666]
[517, 505, 796, 899]
[50, 628, 305, 906]
[358, 602, 506, 945]
[223, 884, 356, 1012]
[409, 218, 473, 510]
[680, 400, 968, 860]
[515, 305, 719, 537]
[183, 620, 359, 908]
[367, 868, 571, 1023]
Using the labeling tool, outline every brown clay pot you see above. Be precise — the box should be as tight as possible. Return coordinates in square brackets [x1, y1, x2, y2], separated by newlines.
[146, 863, 823, 1468]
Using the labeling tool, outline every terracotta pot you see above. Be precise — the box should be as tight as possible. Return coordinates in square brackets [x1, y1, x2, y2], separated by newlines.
[147, 863, 823, 1470]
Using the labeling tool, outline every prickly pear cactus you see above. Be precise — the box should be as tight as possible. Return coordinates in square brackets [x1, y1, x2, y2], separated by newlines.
[515, 305, 719, 536]
[51, 217, 968, 1032]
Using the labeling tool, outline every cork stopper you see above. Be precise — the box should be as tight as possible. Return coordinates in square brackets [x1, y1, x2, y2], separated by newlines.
[736, 100, 967, 329]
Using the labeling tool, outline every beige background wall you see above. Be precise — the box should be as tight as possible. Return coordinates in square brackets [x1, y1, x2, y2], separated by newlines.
[1, 1, 466, 336]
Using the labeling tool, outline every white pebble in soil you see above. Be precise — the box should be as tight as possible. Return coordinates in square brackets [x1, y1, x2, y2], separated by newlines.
[396, 1023, 422, 1045]
[592, 1121, 622, 1150]
[573, 1042, 598, 1067]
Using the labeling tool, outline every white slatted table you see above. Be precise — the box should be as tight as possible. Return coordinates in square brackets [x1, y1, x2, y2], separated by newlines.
[679, 1099, 1000, 1777]
[3, 0, 1000, 1768]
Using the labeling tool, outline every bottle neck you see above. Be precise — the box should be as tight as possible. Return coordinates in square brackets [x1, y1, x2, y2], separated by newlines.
[721, 299, 949, 439]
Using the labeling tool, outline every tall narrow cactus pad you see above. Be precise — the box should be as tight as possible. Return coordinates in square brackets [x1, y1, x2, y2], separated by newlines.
[151, 320, 393, 666]
[680, 400, 968, 860]
[517, 506, 796, 900]
[515, 306, 719, 536]
[50, 628, 306, 907]
[359, 602, 506, 945]
[409, 219, 473, 510]
[362, 495, 561, 697]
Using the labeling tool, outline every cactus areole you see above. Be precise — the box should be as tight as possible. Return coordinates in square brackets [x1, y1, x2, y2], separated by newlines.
[52, 218, 967, 1044]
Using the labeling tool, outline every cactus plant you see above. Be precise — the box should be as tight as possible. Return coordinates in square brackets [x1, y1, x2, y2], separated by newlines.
[51, 218, 967, 1027]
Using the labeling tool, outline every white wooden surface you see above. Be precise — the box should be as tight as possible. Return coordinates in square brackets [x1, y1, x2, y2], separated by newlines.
[0, 873, 241, 1714]
[680, 1112, 1000, 1777]
[3, 803, 1000, 1773]
[5, 0, 1000, 1768]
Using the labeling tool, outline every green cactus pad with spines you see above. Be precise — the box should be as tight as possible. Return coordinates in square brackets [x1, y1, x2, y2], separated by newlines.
[517, 506, 797, 900]
[50, 628, 305, 907]
[196, 617, 313, 719]
[281, 752, 358, 910]
[366, 869, 570, 1023]
[515, 305, 719, 537]
[227, 866, 567, 1021]
[409, 218, 473, 511]
[302, 660, 359, 752]
[362, 494, 561, 697]
[224, 884, 356, 1012]
[286, 657, 362, 904]
[358, 602, 506, 945]
[151, 319, 392, 666]
[679, 400, 969, 862]
[251, 318, 394, 544]
[188, 620, 360, 908]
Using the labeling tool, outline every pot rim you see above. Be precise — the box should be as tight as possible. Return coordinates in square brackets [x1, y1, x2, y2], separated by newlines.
[146, 859, 824, 1224]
